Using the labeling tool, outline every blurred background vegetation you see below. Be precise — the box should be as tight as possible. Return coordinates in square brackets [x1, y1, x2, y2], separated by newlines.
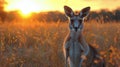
[0, 0, 120, 23]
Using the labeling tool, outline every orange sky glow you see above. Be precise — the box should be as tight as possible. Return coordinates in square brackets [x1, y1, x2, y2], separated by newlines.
[4, 0, 120, 16]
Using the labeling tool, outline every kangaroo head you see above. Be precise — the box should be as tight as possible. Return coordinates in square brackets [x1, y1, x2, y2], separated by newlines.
[64, 6, 90, 32]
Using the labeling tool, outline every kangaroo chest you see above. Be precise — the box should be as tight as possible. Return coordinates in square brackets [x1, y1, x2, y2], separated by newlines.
[68, 32, 83, 62]
[69, 41, 82, 56]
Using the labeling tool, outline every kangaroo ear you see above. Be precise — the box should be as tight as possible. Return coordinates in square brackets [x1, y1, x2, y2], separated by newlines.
[64, 6, 74, 17]
[80, 7, 90, 18]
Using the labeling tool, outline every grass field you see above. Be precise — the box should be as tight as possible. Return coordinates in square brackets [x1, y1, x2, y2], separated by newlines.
[0, 21, 120, 67]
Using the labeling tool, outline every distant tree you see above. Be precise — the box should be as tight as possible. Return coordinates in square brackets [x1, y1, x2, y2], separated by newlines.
[0, 0, 7, 22]
[7, 11, 20, 21]
[88, 11, 100, 22]
[114, 8, 120, 22]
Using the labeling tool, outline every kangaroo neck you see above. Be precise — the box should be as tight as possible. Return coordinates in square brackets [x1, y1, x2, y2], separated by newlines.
[69, 31, 82, 41]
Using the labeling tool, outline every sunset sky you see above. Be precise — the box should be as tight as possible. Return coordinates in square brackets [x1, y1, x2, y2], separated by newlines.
[4, 0, 120, 15]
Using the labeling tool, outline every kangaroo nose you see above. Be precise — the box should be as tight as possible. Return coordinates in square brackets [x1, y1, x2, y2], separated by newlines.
[74, 27, 78, 32]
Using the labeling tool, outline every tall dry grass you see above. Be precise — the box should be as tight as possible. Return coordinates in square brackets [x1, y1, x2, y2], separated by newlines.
[0, 21, 120, 67]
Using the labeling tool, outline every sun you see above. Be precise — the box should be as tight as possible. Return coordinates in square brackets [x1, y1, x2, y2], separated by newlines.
[19, 6, 32, 15]
[5, 0, 46, 17]
[16, 0, 40, 16]
[18, 7, 32, 17]
[5, 0, 55, 18]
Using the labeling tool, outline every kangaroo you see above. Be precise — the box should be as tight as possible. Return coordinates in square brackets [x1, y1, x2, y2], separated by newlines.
[63, 6, 105, 67]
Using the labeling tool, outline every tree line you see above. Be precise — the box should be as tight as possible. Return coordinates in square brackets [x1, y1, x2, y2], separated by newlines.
[0, 9, 120, 23]
[32, 9, 120, 23]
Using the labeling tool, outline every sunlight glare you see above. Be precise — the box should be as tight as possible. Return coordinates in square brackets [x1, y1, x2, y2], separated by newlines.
[17, 0, 39, 16]
[5, 0, 46, 17]
[4, 0, 120, 13]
